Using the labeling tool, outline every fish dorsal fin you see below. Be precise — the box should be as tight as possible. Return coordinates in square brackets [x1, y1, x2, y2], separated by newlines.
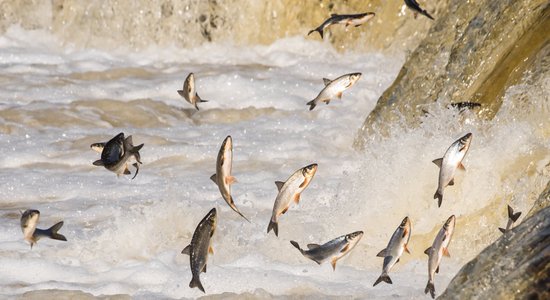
[209, 246, 214, 255]
[225, 176, 237, 185]
[448, 178, 455, 186]
[181, 245, 191, 255]
[376, 248, 387, 257]
[275, 181, 285, 191]
[340, 244, 350, 253]
[443, 247, 450, 257]
[424, 247, 432, 255]
[436, 266, 440, 273]
[323, 78, 332, 86]
[458, 163, 466, 171]
[331, 257, 337, 271]
[307, 243, 321, 250]
[210, 174, 218, 185]
[432, 158, 443, 168]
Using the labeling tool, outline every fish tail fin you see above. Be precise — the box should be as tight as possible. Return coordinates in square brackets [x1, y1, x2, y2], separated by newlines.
[508, 205, 522, 222]
[434, 191, 443, 207]
[307, 28, 323, 39]
[306, 99, 317, 111]
[498, 227, 506, 234]
[131, 162, 140, 180]
[425, 280, 435, 298]
[289, 240, 303, 253]
[267, 220, 279, 237]
[196, 93, 208, 103]
[46, 221, 67, 241]
[423, 10, 435, 20]
[189, 276, 205, 293]
[234, 207, 251, 223]
[373, 273, 392, 286]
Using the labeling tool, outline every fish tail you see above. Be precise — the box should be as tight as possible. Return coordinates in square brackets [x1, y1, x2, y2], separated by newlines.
[306, 99, 317, 111]
[234, 207, 251, 223]
[289, 240, 303, 253]
[189, 276, 205, 293]
[422, 10, 435, 20]
[434, 190, 443, 207]
[424, 280, 435, 298]
[46, 221, 67, 241]
[196, 93, 208, 103]
[267, 219, 279, 237]
[307, 28, 323, 39]
[373, 273, 392, 286]
[498, 227, 506, 234]
[131, 162, 140, 180]
[508, 205, 522, 222]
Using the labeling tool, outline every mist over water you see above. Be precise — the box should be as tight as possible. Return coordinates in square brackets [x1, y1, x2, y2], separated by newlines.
[0, 1, 549, 299]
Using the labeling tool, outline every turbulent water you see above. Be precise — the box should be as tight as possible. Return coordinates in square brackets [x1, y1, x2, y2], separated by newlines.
[0, 2, 549, 300]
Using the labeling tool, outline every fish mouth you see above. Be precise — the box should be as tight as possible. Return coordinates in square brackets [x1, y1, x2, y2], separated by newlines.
[445, 215, 456, 227]
[347, 231, 364, 240]
[400, 216, 410, 227]
[460, 133, 472, 143]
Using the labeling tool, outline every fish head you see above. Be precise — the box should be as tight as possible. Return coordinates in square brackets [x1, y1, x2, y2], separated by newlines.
[90, 142, 105, 153]
[458, 133, 472, 152]
[400, 216, 412, 237]
[444, 215, 456, 232]
[205, 208, 217, 229]
[301, 163, 318, 178]
[222, 135, 233, 152]
[20, 209, 40, 233]
[348, 72, 362, 83]
[345, 231, 364, 243]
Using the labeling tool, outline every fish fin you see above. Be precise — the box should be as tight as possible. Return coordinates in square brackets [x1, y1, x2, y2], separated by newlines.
[508, 205, 521, 222]
[131, 163, 139, 180]
[210, 174, 218, 185]
[457, 163, 466, 171]
[177, 90, 185, 97]
[443, 247, 450, 257]
[307, 243, 321, 250]
[354, 24, 362, 27]
[422, 10, 435, 21]
[307, 28, 323, 39]
[436, 266, 440, 273]
[424, 247, 432, 255]
[189, 277, 205, 293]
[498, 227, 506, 234]
[124, 167, 131, 175]
[230, 204, 251, 223]
[275, 181, 285, 191]
[93, 160, 104, 166]
[340, 244, 350, 253]
[181, 245, 191, 255]
[46, 221, 67, 241]
[425, 280, 435, 298]
[448, 178, 455, 186]
[225, 176, 237, 185]
[202, 264, 207, 273]
[373, 273, 392, 286]
[323, 78, 332, 86]
[281, 206, 289, 214]
[376, 248, 387, 257]
[512, 211, 522, 222]
[290, 240, 303, 253]
[396, 258, 400, 264]
[434, 191, 443, 207]
[404, 244, 411, 254]
[336, 91, 343, 99]
[331, 13, 337, 17]
[293, 193, 300, 204]
[194, 103, 200, 111]
[209, 246, 214, 255]
[306, 99, 317, 111]
[267, 220, 279, 237]
[196, 93, 208, 103]
[331, 257, 337, 271]
[432, 158, 443, 168]
[325, 100, 330, 105]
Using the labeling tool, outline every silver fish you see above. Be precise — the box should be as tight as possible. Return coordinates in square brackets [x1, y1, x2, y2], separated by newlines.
[20, 209, 67, 248]
[290, 231, 363, 270]
[209, 136, 249, 222]
[404, 0, 434, 20]
[92, 132, 144, 179]
[267, 164, 318, 237]
[306, 73, 361, 110]
[498, 205, 521, 234]
[424, 215, 455, 299]
[433, 133, 472, 207]
[308, 12, 376, 39]
[373, 216, 412, 286]
[177, 73, 208, 110]
[181, 208, 217, 293]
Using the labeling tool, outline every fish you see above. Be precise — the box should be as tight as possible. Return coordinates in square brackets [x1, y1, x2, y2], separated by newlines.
[267, 163, 318, 236]
[181, 208, 217, 293]
[92, 132, 144, 179]
[20, 209, 67, 248]
[177, 73, 208, 110]
[404, 0, 435, 20]
[306, 73, 361, 111]
[307, 12, 376, 39]
[290, 231, 363, 270]
[210, 136, 249, 222]
[433, 133, 472, 207]
[424, 215, 456, 299]
[90, 139, 142, 165]
[498, 205, 522, 234]
[373, 216, 412, 286]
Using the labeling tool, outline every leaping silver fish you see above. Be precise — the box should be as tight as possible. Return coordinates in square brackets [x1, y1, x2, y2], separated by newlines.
[308, 12, 376, 39]
[373, 216, 412, 286]
[404, 0, 434, 20]
[92, 132, 144, 179]
[306, 73, 361, 110]
[433, 133, 472, 207]
[424, 215, 455, 299]
[20, 209, 67, 248]
[498, 205, 521, 234]
[290, 231, 363, 270]
[177, 73, 208, 110]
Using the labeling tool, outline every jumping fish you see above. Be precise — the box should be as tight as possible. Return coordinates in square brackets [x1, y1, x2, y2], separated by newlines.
[424, 215, 455, 299]
[210, 136, 249, 222]
[177, 73, 208, 110]
[306, 73, 361, 111]
[404, 0, 434, 20]
[498, 205, 522, 234]
[20, 209, 67, 248]
[181, 208, 217, 293]
[267, 164, 318, 236]
[290, 231, 363, 270]
[92, 132, 144, 179]
[373, 216, 412, 286]
[91, 139, 142, 165]
[433, 133, 472, 207]
[307, 12, 376, 39]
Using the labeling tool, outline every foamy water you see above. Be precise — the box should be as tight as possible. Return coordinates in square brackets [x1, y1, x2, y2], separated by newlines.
[0, 25, 548, 299]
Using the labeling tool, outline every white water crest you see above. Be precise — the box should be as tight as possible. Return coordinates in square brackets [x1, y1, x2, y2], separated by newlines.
[0, 22, 548, 300]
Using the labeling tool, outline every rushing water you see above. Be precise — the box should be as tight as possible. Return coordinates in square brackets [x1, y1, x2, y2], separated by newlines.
[0, 6, 549, 300]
